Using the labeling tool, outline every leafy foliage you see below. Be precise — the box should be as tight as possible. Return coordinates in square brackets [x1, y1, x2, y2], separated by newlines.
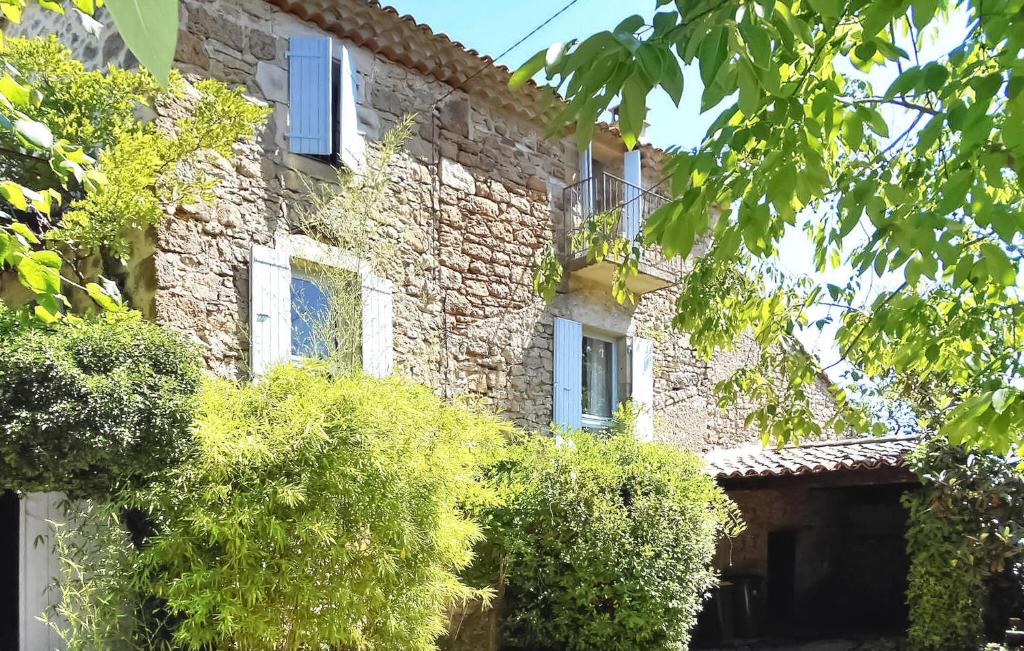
[0, 304, 202, 498]
[0, 36, 267, 318]
[133, 364, 507, 651]
[525, 0, 1024, 454]
[473, 432, 743, 651]
[904, 438, 1024, 650]
[44, 502, 161, 651]
[0, 0, 179, 86]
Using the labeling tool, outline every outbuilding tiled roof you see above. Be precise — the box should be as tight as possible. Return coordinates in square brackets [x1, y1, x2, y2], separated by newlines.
[706, 436, 919, 480]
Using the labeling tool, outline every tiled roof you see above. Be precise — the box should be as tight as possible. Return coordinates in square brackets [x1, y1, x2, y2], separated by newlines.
[705, 436, 919, 480]
[267, 0, 664, 158]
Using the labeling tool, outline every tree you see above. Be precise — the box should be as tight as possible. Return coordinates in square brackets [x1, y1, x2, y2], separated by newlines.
[0, 35, 266, 319]
[526, 0, 1024, 455]
[0, 0, 183, 319]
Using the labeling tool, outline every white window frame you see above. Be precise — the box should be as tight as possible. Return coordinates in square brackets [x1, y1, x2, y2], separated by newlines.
[250, 235, 392, 378]
[580, 329, 620, 430]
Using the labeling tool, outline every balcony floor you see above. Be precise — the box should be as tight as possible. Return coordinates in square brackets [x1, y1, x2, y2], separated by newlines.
[565, 255, 677, 295]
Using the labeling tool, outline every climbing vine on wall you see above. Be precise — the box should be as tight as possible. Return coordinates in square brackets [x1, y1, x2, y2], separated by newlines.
[904, 437, 1024, 650]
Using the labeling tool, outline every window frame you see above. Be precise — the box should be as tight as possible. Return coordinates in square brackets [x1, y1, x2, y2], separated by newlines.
[283, 236, 370, 364]
[580, 329, 620, 430]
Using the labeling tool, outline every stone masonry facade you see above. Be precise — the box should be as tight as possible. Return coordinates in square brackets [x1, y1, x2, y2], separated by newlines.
[12, 0, 835, 454]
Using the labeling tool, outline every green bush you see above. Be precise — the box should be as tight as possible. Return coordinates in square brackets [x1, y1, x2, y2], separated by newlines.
[904, 438, 1024, 650]
[475, 431, 743, 651]
[0, 307, 202, 498]
[135, 364, 507, 650]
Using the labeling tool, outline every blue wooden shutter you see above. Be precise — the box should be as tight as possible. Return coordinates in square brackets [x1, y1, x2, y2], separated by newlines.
[631, 336, 655, 441]
[361, 272, 394, 377]
[288, 36, 332, 155]
[338, 45, 366, 169]
[553, 317, 583, 431]
[623, 149, 642, 242]
[250, 244, 292, 377]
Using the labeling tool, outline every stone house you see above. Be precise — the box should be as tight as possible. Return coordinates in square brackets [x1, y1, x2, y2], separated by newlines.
[4, 1, 838, 649]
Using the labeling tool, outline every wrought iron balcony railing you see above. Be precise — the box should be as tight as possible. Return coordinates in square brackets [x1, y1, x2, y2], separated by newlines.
[561, 172, 682, 293]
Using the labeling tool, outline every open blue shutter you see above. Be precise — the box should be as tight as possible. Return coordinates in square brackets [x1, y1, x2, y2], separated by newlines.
[250, 244, 292, 377]
[553, 317, 583, 431]
[631, 337, 655, 441]
[288, 36, 332, 155]
[361, 273, 393, 377]
[623, 149, 642, 242]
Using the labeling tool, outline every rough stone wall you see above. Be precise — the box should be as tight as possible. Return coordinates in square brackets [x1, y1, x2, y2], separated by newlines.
[9, 0, 835, 453]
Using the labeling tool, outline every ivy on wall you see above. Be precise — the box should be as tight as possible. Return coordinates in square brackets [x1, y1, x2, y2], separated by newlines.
[904, 438, 1024, 650]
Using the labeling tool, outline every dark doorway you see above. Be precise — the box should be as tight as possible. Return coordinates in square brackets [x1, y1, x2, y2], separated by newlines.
[0, 490, 19, 649]
[822, 484, 910, 634]
[766, 529, 797, 634]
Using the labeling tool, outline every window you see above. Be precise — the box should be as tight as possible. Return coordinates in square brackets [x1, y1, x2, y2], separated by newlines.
[288, 36, 364, 168]
[289, 267, 362, 366]
[290, 272, 330, 359]
[581, 335, 617, 426]
[250, 242, 392, 379]
[553, 316, 654, 438]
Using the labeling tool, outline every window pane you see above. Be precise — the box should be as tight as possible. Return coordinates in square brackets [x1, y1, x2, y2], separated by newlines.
[582, 336, 614, 419]
[291, 275, 330, 358]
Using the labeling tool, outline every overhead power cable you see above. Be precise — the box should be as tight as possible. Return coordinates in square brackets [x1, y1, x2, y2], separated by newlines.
[430, 0, 583, 107]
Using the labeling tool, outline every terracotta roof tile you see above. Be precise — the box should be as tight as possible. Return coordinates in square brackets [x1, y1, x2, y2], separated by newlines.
[705, 436, 919, 479]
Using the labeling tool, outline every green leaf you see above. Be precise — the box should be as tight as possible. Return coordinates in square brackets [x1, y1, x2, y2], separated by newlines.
[698, 27, 728, 87]
[737, 60, 760, 117]
[911, 0, 938, 30]
[884, 66, 923, 99]
[806, 0, 842, 22]
[739, 17, 771, 69]
[0, 73, 31, 107]
[17, 256, 62, 295]
[660, 55, 684, 105]
[992, 388, 1013, 415]
[9, 222, 38, 244]
[619, 73, 649, 150]
[30, 249, 63, 270]
[636, 44, 664, 86]
[613, 14, 645, 36]
[861, 107, 889, 138]
[843, 112, 864, 150]
[105, 0, 180, 87]
[86, 282, 126, 311]
[923, 63, 950, 92]
[510, 50, 547, 90]
[14, 118, 54, 149]
[0, 181, 29, 211]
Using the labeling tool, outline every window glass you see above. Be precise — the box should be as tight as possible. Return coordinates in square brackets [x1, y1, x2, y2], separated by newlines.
[582, 336, 615, 419]
[291, 274, 330, 358]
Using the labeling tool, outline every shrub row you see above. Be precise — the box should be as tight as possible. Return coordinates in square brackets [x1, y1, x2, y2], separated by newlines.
[4, 336, 740, 649]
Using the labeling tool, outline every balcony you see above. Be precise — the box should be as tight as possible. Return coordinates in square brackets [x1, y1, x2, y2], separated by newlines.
[560, 172, 682, 295]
